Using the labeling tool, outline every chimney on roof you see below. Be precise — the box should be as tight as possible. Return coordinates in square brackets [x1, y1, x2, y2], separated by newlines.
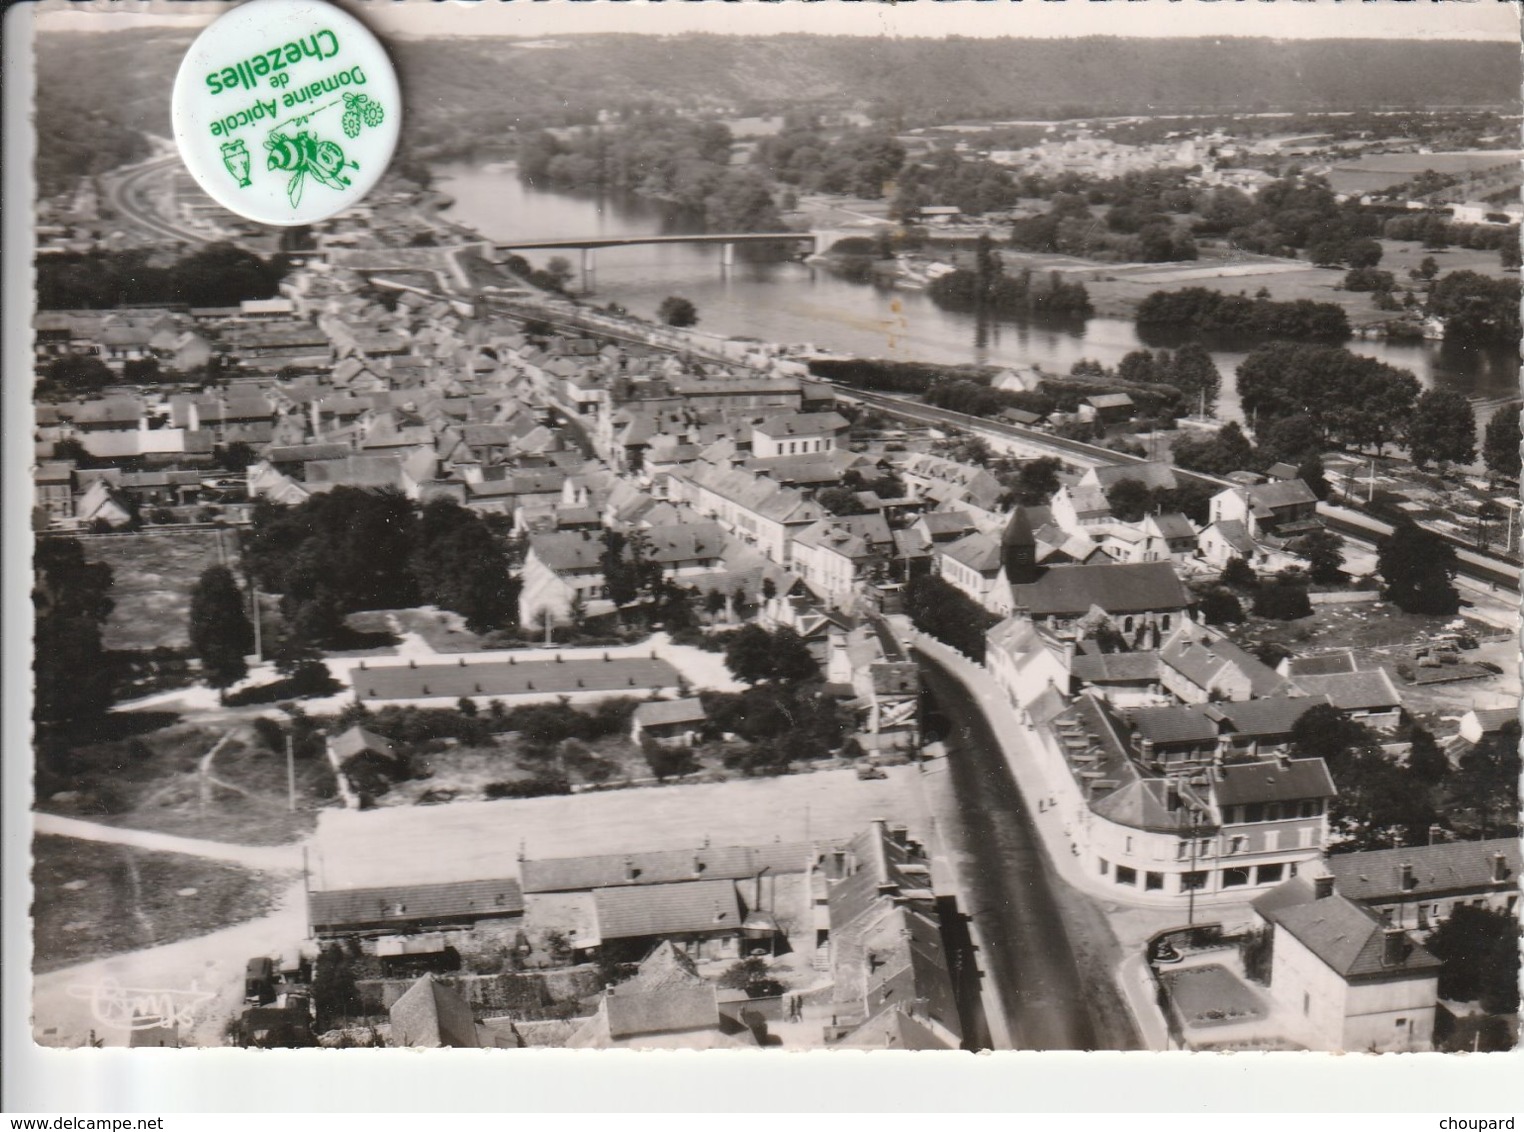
[1492, 852, 1508, 883]
[692, 854, 705, 879]
[1165, 779, 1181, 812]
[1382, 926, 1408, 967]
[624, 857, 638, 883]
[1399, 862, 1415, 891]
[1313, 875, 1335, 900]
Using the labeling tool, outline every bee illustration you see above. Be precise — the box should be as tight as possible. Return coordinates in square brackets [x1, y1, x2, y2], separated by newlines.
[264, 130, 358, 208]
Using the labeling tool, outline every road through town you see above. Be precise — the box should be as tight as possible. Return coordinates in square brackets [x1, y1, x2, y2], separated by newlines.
[917, 650, 1141, 1051]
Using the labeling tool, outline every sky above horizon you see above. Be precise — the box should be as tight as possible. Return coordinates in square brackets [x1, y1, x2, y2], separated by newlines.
[31, 0, 1523, 41]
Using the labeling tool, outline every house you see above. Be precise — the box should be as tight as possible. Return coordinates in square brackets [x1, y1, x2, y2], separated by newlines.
[521, 841, 820, 896]
[308, 876, 525, 936]
[1252, 876, 1441, 1052]
[1080, 461, 1178, 495]
[1126, 696, 1328, 768]
[985, 616, 1074, 712]
[818, 821, 961, 1049]
[1457, 706, 1517, 745]
[630, 698, 708, 748]
[1196, 518, 1271, 572]
[518, 521, 726, 628]
[74, 478, 134, 529]
[912, 510, 978, 547]
[791, 521, 879, 607]
[749, 412, 848, 459]
[34, 461, 75, 520]
[677, 463, 824, 565]
[1323, 837, 1520, 932]
[1288, 668, 1403, 731]
[1049, 483, 1113, 536]
[1005, 560, 1193, 636]
[1029, 693, 1335, 902]
[389, 974, 480, 1048]
[566, 942, 756, 1049]
[1140, 513, 1198, 563]
[1080, 393, 1136, 426]
[834, 621, 920, 751]
[1210, 479, 1322, 542]
[936, 531, 1004, 605]
[1159, 623, 1295, 704]
[591, 879, 743, 961]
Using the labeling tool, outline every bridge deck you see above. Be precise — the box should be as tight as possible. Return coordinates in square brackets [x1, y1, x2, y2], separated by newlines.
[494, 232, 816, 251]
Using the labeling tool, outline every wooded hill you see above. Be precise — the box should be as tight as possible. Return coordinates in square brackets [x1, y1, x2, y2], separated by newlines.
[37, 31, 1520, 192]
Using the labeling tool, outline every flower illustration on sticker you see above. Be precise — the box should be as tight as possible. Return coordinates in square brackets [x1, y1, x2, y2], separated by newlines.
[265, 130, 358, 208]
[220, 139, 252, 188]
[340, 93, 385, 140]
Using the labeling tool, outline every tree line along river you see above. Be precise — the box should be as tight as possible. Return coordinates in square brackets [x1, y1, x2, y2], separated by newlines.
[437, 162, 1520, 425]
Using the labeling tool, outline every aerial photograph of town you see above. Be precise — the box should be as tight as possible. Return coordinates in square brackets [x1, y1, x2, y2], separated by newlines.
[23, 0, 1522, 1059]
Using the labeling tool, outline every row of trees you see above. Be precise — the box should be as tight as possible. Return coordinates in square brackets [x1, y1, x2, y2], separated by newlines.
[1136, 287, 1352, 341]
[37, 243, 290, 311]
[927, 237, 1093, 318]
[905, 574, 1000, 662]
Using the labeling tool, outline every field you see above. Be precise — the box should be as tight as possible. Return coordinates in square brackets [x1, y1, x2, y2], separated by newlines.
[310, 763, 928, 890]
[78, 531, 236, 651]
[31, 835, 286, 973]
[35, 717, 337, 845]
[1323, 150, 1523, 197]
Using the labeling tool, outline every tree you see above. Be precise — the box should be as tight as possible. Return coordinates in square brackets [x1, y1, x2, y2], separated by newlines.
[722, 625, 818, 685]
[218, 440, 258, 473]
[33, 539, 115, 728]
[817, 487, 866, 516]
[658, 296, 698, 328]
[543, 256, 574, 290]
[1407, 389, 1476, 469]
[410, 501, 518, 632]
[1167, 342, 1222, 416]
[1376, 518, 1459, 615]
[599, 529, 641, 618]
[1285, 528, 1345, 585]
[1105, 478, 1155, 523]
[1012, 457, 1062, 506]
[1413, 255, 1440, 282]
[906, 574, 1000, 662]
[1220, 556, 1257, 590]
[1405, 727, 1450, 786]
[1252, 574, 1312, 621]
[38, 354, 114, 398]
[1289, 703, 1376, 767]
[1196, 587, 1245, 625]
[188, 565, 254, 693]
[1453, 721, 1521, 839]
[312, 944, 363, 1031]
[1481, 404, 1521, 482]
[1424, 906, 1521, 1014]
[703, 589, 727, 620]
[643, 737, 699, 782]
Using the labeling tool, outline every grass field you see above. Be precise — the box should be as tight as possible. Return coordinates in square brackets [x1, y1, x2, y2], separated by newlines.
[31, 835, 285, 973]
[79, 531, 236, 652]
[36, 718, 335, 846]
[1324, 151, 1523, 197]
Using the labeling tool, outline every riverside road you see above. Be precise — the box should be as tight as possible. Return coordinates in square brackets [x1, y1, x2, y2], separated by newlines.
[918, 650, 1140, 1051]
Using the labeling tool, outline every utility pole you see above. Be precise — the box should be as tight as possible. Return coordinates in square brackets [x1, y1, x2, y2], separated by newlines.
[250, 581, 262, 664]
[1367, 456, 1377, 504]
[285, 732, 296, 813]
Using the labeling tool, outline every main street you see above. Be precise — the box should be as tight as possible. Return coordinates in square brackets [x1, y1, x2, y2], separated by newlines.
[916, 650, 1141, 1051]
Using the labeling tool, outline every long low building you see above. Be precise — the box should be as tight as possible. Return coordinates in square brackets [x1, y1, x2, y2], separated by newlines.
[352, 656, 682, 703]
[522, 841, 824, 894]
[309, 877, 526, 936]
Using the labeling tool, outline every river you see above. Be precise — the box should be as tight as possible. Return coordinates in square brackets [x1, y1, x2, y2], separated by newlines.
[437, 163, 1519, 423]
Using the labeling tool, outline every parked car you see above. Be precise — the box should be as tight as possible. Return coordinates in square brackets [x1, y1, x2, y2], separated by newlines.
[244, 957, 276, 1005]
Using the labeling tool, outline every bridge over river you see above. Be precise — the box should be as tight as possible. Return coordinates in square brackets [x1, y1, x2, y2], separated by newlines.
[493, 229, 853, 292]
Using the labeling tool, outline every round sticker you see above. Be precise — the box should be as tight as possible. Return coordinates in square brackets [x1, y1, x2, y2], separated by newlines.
[171, 0, 401, 226]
